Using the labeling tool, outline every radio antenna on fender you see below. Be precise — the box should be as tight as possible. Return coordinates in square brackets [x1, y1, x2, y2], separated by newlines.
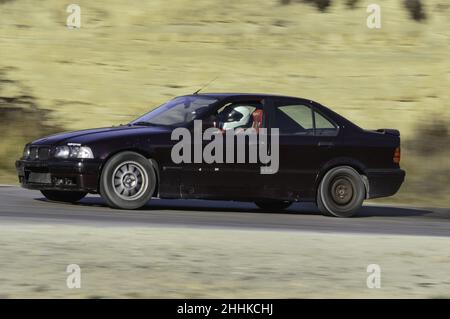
[193, 76, 219, 95]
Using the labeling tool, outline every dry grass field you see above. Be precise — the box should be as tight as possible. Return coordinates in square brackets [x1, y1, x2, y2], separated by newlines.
[0, 0, 449, 205]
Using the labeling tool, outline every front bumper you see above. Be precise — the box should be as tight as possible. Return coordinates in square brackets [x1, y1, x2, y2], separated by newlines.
[366, 168, 405, 199]
[15, 159, 102, 193]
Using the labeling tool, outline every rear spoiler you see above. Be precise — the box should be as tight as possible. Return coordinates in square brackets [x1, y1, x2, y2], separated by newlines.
[375, 129, 400, 136]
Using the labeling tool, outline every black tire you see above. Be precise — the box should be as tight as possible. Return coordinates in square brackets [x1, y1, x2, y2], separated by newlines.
[317, 166, 365, 218]
[255, 200, 293, 211]
[100, 151, 156, 209]
[41, 190, 87, 203]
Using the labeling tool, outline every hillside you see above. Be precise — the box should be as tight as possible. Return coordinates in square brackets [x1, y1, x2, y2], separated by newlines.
[0, 0, 449, 205]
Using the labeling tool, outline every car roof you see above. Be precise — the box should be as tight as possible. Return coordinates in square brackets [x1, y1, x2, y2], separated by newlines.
[177, 93, 360, 130]
[182, 92, 312, 102]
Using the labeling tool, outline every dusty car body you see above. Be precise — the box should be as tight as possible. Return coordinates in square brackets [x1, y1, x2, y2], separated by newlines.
[16, 93, 405, 217]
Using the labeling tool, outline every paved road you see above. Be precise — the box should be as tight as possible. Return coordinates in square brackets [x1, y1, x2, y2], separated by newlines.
[0, 186, 449, 236]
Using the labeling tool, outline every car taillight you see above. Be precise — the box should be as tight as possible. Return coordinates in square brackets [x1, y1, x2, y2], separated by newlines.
[393, 147, 401, 164]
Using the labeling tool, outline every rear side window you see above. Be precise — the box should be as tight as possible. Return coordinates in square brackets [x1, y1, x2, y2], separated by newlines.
[272, 102, 339, 136]
[274, 104, 314, 135]
[314, 111, 338, 136]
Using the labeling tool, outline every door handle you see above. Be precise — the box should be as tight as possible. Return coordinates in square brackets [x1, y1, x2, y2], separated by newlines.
[318, 141, 334, 147]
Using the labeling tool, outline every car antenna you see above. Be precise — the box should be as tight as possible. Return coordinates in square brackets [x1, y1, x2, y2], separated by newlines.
[193, 76, 219, 95]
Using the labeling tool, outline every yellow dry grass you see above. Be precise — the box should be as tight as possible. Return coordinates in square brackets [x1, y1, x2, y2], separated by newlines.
[0, 0, 449, 204]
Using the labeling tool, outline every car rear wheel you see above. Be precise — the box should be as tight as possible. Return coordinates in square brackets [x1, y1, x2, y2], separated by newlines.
[317, 166, 365, 218]
[255, 200, 292, 211]
[41, 190, 87, 203]
[100, 152, 156, 209]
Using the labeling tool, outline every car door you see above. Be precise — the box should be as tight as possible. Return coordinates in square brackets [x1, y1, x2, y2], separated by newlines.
[180, 99, 267, 200]
[264, 97, 341, 201]
[216, 100, 266, 199]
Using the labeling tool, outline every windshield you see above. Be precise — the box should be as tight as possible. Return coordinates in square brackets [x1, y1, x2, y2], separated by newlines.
[131, 96, 218, 127]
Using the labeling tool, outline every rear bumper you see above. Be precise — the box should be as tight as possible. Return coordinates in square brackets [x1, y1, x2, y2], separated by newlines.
[15, 159, 102, 193]
[366, 168, 405, 199]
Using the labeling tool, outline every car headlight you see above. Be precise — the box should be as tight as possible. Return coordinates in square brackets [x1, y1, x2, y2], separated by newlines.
[55, 145, 94, 159]
[70, 146, 94, 159]
[23, 145, 31, 159]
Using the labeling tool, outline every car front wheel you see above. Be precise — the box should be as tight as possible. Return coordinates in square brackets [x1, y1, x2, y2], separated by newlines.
[41, 190, 87, 203]
[100, 152, 156, 209]
[317, 166, 365, 218]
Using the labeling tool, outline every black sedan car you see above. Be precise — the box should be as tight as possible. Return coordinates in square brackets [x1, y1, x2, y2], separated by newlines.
[16, 93, 405, 217]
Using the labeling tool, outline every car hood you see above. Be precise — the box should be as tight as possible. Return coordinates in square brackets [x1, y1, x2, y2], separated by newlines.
[31, 125, 171, 146]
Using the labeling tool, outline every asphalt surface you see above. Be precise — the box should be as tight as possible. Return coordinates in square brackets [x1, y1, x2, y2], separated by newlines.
[0, 186, 449, 236]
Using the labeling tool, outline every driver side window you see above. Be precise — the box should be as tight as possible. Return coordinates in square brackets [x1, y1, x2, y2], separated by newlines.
[217, 102, 261, 131]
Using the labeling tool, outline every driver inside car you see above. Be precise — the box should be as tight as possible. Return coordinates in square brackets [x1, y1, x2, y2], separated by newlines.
[217, 105, 256, 131]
